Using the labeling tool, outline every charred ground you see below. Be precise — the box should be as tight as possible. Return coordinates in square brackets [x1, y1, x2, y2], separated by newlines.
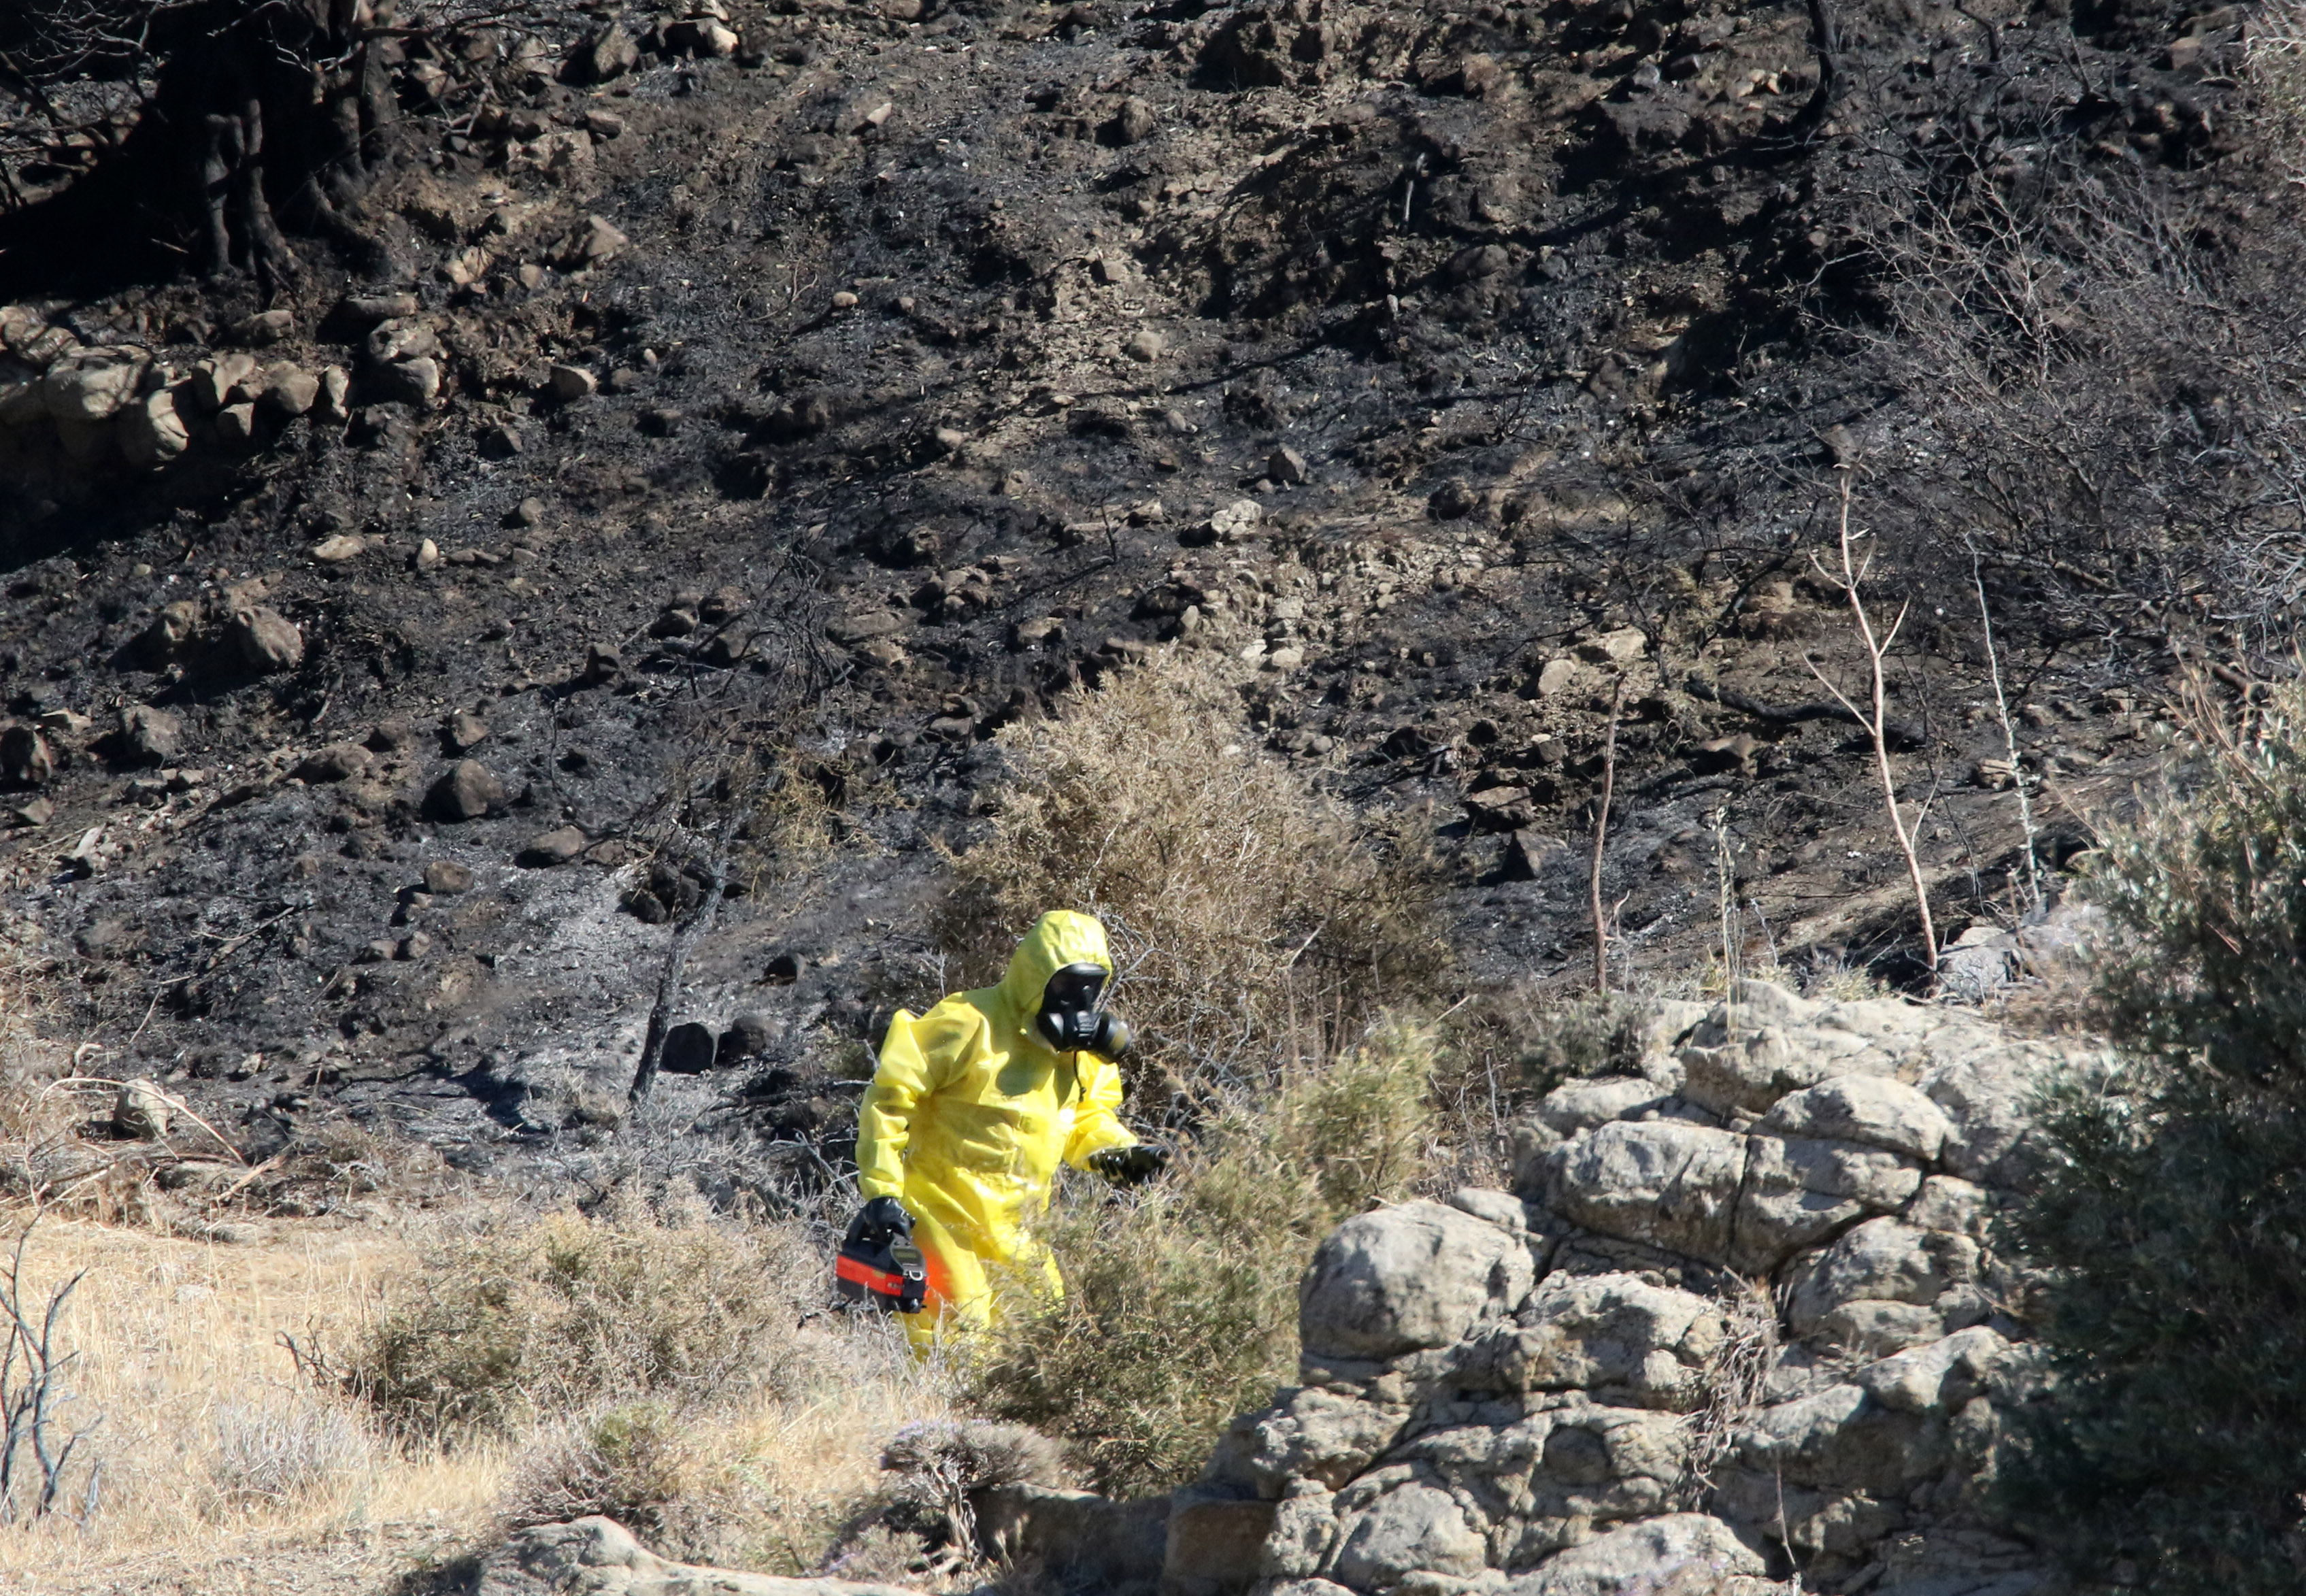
[0, 0, 2288, 1188]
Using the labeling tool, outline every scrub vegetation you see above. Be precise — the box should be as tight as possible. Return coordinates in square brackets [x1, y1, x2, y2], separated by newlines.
[2003, 677, 2306, 1594]
[965, 1016, 1441, 1496]
[940, 652, 1454, 1493]
[939, 654, 1448, 1095]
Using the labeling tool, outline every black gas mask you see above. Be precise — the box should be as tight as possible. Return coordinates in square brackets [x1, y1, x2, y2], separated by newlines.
[1035, 962, 1131, 1058]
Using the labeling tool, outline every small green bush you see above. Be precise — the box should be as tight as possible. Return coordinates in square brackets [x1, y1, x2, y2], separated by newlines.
[349, 1195, 813, 1441]
[965, 1016, 1438, 1496]
[2001, 683, 2306, 1593]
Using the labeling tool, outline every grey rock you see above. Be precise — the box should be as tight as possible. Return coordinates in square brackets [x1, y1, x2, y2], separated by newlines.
[1210, 1386, 1407, 1495]
[518, 826, 588, 867]
[1545, 1120, 1746, 1262]
[826, 610, 905, 647]
[119, 704, 182, 764]
[1446, 1186, 1528, 1232]
[446, 710, 491, 752]
[1787, 1218, 1972, 1356]
[188, 355, 251, 410]
[297, 743, 373, 783]
[423, 860, 475, 895]
[1733, 1383, 1950, 1497]
[1, 725, 54, 788]
[1758, 1076, 1954, 1162]
[550, 363, 599, 400]
[1733, 1135, 1924, 1273]
[475, 1516, 915, 1596]
[233, 309, 294, 346]
[1536, 1077, 1668, 1135]
[258, 363, 320, 417]
[1852, 1327, 2015, 1416]
[42, 347, 146, 422]
[341, 294, 420, 324]
[564, 215, 630, 268]
[120, 388, 190, 467]
[428, 760, 505, 822]
[1299, 1200, 1535, 1361]
[1678, 1025, 1843, 1115]
[214, 402, 259, 448]
[1483, 1272, 1724, 1409]
[1329, 1482, 1486, 1589]
[227, 606, 305, 674]
[1503, 1513, 1763, 1595]
[366, 318, 440, 365]
[371, 356, 442, 408]
[584, 23, 641, 81]
[716, 1013, 775, 1065]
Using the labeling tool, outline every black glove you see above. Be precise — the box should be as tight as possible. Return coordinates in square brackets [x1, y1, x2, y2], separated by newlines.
[1087, 1144, 1169, 1187]
[855, 1195, 914, 1244]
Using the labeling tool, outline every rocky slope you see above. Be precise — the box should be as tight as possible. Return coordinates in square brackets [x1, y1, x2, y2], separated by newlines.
[0, 0, 2220, 1193]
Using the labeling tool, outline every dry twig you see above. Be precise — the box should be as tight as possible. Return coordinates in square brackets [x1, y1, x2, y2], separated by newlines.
[1805, 473, 1939, 971]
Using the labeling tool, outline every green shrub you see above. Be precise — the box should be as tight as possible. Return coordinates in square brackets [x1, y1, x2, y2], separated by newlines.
[2001, 682, 2306, 1593]
[349, 1195, 814, 1441]
[964, 1016, 1438, 1496]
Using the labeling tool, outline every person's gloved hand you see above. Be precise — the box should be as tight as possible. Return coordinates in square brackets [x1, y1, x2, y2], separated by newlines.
[1087, 1144, 1169, 1187]
[856, 1195, 914, 1243]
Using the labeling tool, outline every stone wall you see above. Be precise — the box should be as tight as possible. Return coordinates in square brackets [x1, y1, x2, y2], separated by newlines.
[1186, 980, 2099, 1596]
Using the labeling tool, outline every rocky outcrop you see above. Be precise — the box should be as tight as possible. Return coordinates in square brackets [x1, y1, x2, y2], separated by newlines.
[477, 1516, 919, 1596]
[1193, 980, 2096, 1596]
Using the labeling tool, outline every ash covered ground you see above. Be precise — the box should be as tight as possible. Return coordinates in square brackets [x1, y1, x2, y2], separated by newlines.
[0, 0, 2274, 1194]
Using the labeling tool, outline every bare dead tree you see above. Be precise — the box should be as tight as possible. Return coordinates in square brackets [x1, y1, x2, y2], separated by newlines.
[0, 0, 419, 293]
[0, 1222, 99, 1525]
[1590, 676, 1626, 996]
[1806, 473, 1939, 973]
[626, 793, 748, 1109]
[1792, 0, 1842, 137]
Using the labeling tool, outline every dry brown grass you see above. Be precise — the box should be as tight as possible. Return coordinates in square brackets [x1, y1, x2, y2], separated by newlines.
[0, 1206, 964, 1594]
[0, 1218, 504, 1594]
[940, 649, 1444, 1093]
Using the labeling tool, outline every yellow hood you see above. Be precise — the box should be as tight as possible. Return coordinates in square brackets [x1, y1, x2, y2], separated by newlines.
[994, 909, 1115, 1031]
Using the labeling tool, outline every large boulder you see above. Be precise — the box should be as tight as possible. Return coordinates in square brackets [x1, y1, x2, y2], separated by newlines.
[1478, 1273, 1725, 1410]
[1541, 1120, 1746, 1262]
[41, 346, 146, 422]
[1329, 1482, 1487, 1590]
[1757, 1076, 1955, 1161]
[1505, 1513, 1765, 1595]
[1299, 1201, 1535, 1362]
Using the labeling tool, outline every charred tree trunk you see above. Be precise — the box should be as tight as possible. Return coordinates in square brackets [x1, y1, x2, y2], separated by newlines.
[1792, 0, 1843, 139]
[0, 0, 402, 296]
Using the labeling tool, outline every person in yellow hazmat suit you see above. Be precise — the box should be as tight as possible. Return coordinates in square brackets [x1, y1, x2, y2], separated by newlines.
[848, 910, 1167, 1350]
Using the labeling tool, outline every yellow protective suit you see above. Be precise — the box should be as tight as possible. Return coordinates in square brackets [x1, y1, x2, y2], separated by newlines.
[855, 910, 1139, 1350]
